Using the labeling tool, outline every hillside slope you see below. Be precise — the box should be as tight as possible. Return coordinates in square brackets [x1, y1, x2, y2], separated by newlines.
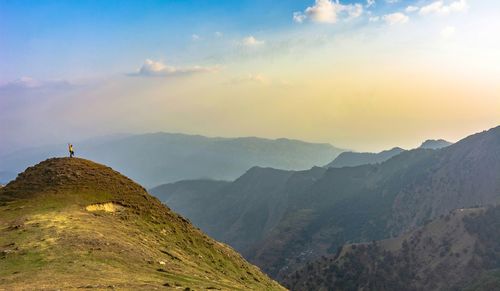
[151, 126, 500, 281]
[250, 126, 500, 279]
[284, 206, 500, 291]
[326, 147, 405, 168]
[0, 133, 344, 187]
[419, 139, 452, 149]
[0, 158, 284, 290]
[151, 166, 327, 253]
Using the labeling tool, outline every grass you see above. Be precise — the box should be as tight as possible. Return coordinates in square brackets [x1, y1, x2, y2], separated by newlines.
[0, 158, 285, 290]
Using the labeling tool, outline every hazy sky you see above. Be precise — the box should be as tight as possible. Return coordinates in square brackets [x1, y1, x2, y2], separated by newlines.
[1, 0, 499, 152]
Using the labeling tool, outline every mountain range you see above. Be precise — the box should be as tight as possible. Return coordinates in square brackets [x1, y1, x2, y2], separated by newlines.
[419, 139, 453, 150]
[151, 126, 500, 283]
[326, 139, 451, 168]
[0, 133, 343, 188]
[326, 147, 405, 168]
[0, 158, 284, 290]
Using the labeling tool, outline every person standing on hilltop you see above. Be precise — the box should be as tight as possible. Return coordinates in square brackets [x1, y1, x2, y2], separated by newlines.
[68, 143, 75, 158]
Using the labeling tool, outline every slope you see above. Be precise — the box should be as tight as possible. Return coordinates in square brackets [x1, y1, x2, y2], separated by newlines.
[151, 125, 500, 281]
[419, 139, 453, 149]
[326, 147, 405, 168]
[151, 166, 327, 254]
[284, 206, 500, 291]
[250, 126, 500, 279]
[0, 158, 284, 290]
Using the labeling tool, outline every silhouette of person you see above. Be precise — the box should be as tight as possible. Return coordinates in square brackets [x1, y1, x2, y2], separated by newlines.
[68, 143, 75, 158]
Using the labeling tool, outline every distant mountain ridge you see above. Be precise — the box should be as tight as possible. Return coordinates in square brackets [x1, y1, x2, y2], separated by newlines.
[419, 139, 453, 149]
[0, 132, 344, 187]
[151, 126, 500, 282]
[326, 147, 405, 168]
[326, 138, 452, 169]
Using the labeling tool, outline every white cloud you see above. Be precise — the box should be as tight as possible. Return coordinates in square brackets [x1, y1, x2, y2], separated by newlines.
[405, 5, 419, 13]
[348, 4, 364, 19]
[293, 11, 307, 23]
[293, 0, 364, 24]
[383, 12, 409, 25]
[5, 77, 42, 88]
[0, 77, 72, 90]
[131, 59, 218, 77]
[366, 0, 375, 8]
[191, 34, 200, 41]
[441, 25, 456, 38]
[419, 0, 468, 16]
[241, 36, 265, 47]
[214, 31, 223, 38]
[369, 16, 380, 22]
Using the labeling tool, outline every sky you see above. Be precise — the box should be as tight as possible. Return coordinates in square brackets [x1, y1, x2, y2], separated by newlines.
[1, 0, 499, 153]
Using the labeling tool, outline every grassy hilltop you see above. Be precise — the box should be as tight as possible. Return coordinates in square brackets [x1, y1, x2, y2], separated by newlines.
[0, 158, 284, 290]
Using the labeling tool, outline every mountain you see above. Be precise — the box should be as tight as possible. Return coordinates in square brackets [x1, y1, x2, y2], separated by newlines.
[150, 126, 500, 281]
[0, 158, 284, 290]
[0, 133, 344, 187]
[284, 206, 500, 291]
[151, 166, 327, 253]
[326, 147, 405, 168]
[326, 139, 453, 169]
[419, 139, 453, 149]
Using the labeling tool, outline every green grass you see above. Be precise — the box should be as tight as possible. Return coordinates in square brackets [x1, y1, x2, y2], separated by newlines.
[0, 158, 285, 290]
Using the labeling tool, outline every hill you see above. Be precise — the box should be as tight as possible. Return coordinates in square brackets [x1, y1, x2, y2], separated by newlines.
[150, 166, 327, 253]
[0, 158, 284, 290]
[325, 147, 405, 168]
[0, 133, 344, 187]
[150, 126, 500, 281]
[284, 206, 500, 291]
[419, 139, 452, 149]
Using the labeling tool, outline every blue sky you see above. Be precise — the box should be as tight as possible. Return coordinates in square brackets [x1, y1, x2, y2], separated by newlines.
[1, 0, 499, 153]
[1, 0, 302, 79]
[0, 0, 416, 80]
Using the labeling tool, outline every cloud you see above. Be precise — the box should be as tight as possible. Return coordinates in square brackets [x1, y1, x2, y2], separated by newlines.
[369, 16, 380, 22]
[405, 5, 419, 13]
[214, 31, 223, 38]
[241, 36, 265, 47]
[441, 25, 456, 38]
[383, 12, 409, 25]
[419, 0, 468, 16]
[130, 59, 218, 77]
[0, 77, 73, 91]
[366, 0, 375, 8]
[293, 0, 364, 24]
[191, 34, 201, 41]
[293, 12, 307, 23]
